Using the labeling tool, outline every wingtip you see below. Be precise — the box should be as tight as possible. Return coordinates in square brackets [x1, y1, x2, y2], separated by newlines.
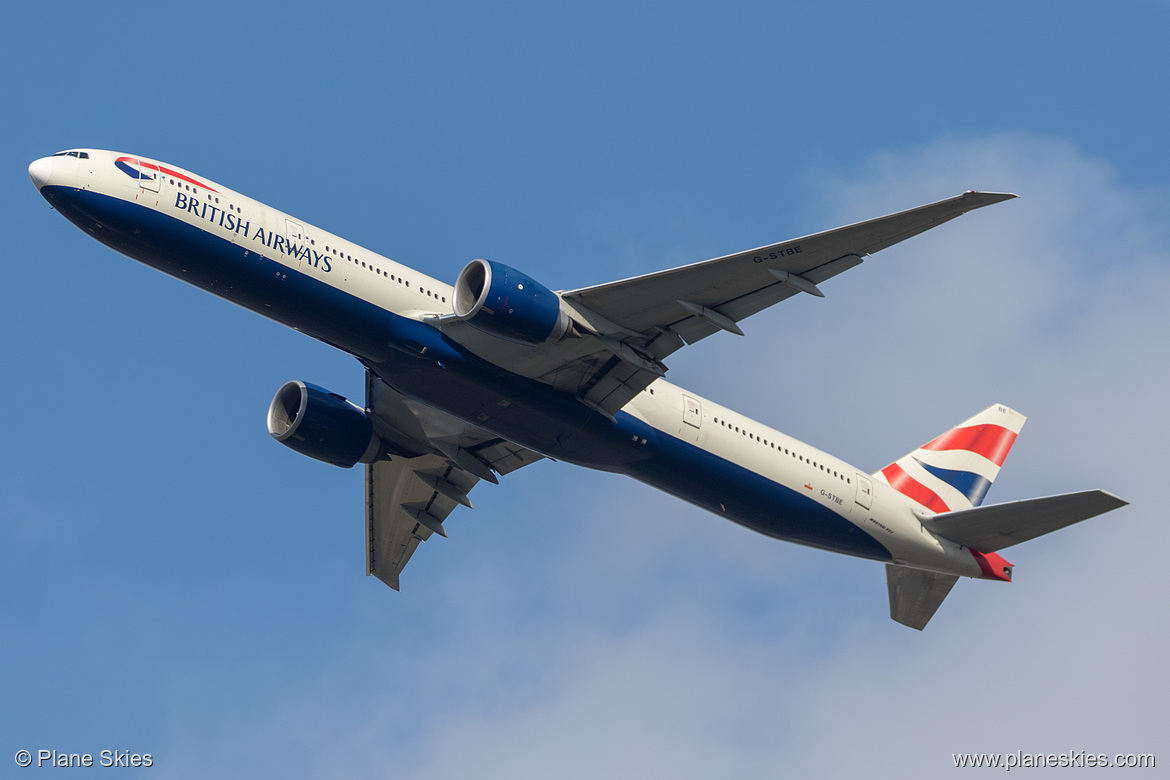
[1097, 489, 1129, 509]
[963, 190, 1019, 206]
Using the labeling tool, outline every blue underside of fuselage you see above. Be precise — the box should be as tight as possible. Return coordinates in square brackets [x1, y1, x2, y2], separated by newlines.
[41, 185, 893, 563]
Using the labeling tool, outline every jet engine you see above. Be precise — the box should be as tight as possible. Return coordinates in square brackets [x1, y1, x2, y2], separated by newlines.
[453, 258, 574, 344]
[266, 380, 381, 468]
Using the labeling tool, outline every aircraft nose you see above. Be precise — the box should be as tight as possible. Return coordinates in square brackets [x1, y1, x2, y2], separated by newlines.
[28, 157, 53, 190]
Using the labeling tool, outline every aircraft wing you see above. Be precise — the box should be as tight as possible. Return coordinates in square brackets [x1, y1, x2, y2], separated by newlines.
[564, 191, 1017, 346]
[440, 191, 1015, 416]
[363, 370, 543, 590]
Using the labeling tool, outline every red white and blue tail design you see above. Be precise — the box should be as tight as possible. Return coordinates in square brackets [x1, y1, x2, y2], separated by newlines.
[875, 404, 1027, 514]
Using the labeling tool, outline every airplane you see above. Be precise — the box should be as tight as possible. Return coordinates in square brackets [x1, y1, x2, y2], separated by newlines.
[28, 149, 1127, 629]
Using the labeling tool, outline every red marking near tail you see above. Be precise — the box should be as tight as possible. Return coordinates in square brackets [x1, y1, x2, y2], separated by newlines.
[922, 424, 1017, 466]
[881, 463, 951, 513]
[971, 550, 1013, 581]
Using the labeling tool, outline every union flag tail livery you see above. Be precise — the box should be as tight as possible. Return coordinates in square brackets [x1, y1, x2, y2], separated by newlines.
[877, 405, 1026, 514]
[30, 149, 1128, 630]
[877, 405, 1123, 629]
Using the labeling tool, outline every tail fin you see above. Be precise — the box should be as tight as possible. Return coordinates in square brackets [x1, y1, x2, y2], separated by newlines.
[875, 404, 1027, 514]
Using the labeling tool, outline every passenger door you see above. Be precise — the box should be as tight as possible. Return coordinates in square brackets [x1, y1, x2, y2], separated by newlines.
[682, 395, 702, 429]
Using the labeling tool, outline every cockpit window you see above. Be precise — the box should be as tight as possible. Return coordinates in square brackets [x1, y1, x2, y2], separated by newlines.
[51, 151, 89, 159]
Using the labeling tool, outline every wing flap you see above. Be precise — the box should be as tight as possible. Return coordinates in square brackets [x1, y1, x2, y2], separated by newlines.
[366, 454, 465, 590]
[924, 490, 1128, 552]
[712, 254, 865, 334]
[471, 436, 545, 476]
[362, 369, 544, 590]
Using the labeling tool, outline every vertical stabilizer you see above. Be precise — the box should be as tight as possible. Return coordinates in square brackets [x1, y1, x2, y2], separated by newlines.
[875, 404, 1026, 514]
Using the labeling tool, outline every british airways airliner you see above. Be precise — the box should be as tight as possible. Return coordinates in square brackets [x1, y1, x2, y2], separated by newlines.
[29, 149, 1126, 629]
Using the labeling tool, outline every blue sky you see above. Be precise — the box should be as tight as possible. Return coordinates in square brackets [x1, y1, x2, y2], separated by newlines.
[3, 2, 1168, 776]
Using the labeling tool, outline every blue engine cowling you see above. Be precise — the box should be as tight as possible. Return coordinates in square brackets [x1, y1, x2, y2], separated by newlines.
[453, 258, 572, 344]
[266, 380, 381, 468]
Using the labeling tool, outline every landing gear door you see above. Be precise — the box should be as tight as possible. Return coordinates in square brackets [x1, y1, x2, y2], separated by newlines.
[855, 474, 873, 510]
[682, 395, 702, 429]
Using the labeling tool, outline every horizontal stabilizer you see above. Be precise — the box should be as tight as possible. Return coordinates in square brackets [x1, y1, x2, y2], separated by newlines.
[924, 490, 1127, 552]
[886, 564, 960, 630]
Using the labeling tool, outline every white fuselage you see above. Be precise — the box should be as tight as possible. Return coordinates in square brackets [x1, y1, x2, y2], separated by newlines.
[30, 149, 989, 580]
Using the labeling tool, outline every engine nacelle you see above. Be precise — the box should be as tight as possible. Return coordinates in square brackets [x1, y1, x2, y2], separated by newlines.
[453, 258, 573, 344]
[266, 380, 381, 468]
